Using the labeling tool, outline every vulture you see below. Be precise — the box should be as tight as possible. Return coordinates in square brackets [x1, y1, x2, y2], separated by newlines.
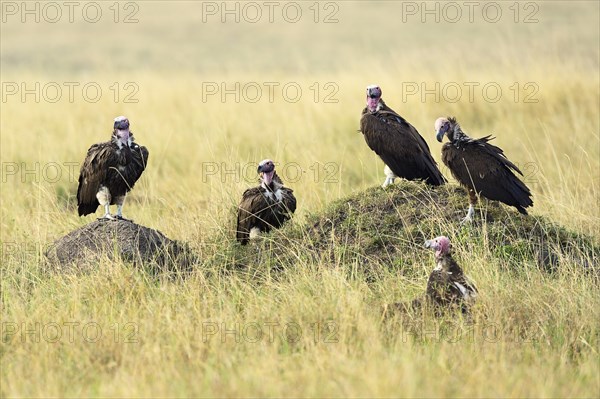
[435, 117, 533, 222]
[390, 236, 477, 315]
[360, 85, 446, 187]
[236, 159, 297, 245]
[77, 116, 149, 220]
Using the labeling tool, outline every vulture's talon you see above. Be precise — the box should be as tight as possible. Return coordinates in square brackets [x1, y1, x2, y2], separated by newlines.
[460, 216, 473, 225]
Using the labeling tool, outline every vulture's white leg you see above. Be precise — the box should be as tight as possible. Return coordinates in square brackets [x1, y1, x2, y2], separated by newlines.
[382, 165, 396, 188]
[461, 189, 477, 224]
[115, 195, 126, 219]
[461, 204, 475, 224]
[249, 227, 261, 240]
[250, 227, 262, 251]
[96, 186, 114, 219]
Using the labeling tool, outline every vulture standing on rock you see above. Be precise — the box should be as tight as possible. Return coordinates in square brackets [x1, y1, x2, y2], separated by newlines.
[236, 159, 297, 245]
[435, 117, 533, 222]
[392, 236, 477, 315]
[360, 85, 446, 187]
[77, 116, 149, 220]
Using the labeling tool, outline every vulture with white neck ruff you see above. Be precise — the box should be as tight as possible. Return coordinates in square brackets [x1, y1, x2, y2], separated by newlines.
[77, 116, 149, 220]
[236, 159, 296, 245]
[360, 85, 446, 188]
[435, 116, 533, 223]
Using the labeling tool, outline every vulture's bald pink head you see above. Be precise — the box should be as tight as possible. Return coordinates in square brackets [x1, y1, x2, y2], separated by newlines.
[425, 235, 451, 257]
[258, 159, 276, 185]
[434, 117, 451, 142]
[366, 85, 382, 113]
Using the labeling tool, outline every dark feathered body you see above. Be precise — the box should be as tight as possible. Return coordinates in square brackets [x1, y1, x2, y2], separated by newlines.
[360, 100, 446, 186]
[426, 253, 477, 313]
[440, 118, 532, 214]
[236, 173, 296, 245]
[77, 133, 149, 216]
[389, 247, 477, 316]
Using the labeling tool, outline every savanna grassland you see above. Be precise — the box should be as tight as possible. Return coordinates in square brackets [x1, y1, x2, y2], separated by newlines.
[1, 1, 599, 397]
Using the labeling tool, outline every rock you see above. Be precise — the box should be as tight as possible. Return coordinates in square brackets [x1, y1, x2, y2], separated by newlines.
[44, 219, 197, 274]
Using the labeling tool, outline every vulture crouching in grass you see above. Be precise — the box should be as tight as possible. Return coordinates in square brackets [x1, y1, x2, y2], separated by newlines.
[360, 85, 446, 188]
[435, 117, 533, 223]
[77, 116, 149, 220]
[236, 159, 296, 245]
[389, 236, 477, 316]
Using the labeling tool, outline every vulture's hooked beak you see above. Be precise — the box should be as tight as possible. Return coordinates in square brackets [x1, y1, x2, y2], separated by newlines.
[114, 119, 130, 131]
[258, 162, 275, 185]
[436, 129, 445, 143]
[257, 164, 272, 174]
[424, 239, 437, 250]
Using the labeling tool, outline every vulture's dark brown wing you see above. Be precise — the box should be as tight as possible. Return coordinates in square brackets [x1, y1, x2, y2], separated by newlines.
[103, 142, 149, 198]
[128, 144, 149, 186]
[441, 136, 533, 214]
[360, 106, 446, 185]
[280, 188, 297, 217]
[236, 186, 296, 245]
[451, 271, 478, 297]
[426, 271, 476, 308]
[427, 270, 457, 306]
[77, 142, 117, 216]
[236, 187, 270, 245]
[258, 187, 296, 232]
[447, 258, 478, 298]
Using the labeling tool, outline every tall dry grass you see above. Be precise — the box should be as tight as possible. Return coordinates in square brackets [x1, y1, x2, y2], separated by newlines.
[1, 1, 599, 397]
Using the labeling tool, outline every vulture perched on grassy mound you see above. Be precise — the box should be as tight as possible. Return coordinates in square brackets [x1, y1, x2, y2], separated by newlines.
[392, 236, 477, 315]
[236, 159, 296, 245]
[435, 117, 533, 222]
[77, 116, 149, 220]
[360, 85, 446, 188]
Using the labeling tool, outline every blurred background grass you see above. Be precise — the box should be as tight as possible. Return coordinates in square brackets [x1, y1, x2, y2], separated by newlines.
[1, 1, 598, 242]
[1, 1, 599, 397]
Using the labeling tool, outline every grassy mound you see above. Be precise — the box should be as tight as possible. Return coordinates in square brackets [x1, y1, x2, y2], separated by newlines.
[221, 181, 599, 280]
[44, 219, 198, 275]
